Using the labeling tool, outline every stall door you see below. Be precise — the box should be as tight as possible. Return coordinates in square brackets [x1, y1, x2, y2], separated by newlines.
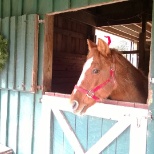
[40, 94, 149, 154]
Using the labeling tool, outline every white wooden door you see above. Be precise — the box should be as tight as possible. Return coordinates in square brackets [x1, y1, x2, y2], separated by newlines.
[40, 94, 150, 154]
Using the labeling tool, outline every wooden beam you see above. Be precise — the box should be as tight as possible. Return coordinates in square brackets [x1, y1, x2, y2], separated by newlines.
[31, 15, 39, 92]
[99, 27, 139, 41]
[60, 10, 97, 27]
[42, 15, 54, 93]
[112, 25, 139, 37]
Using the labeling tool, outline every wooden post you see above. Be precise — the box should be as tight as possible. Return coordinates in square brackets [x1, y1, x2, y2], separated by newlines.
[147, 1, 154, 153]
[42, 15, 54, 93]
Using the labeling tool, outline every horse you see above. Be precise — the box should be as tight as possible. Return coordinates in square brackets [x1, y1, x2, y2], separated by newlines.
[70, 38, 148, 115]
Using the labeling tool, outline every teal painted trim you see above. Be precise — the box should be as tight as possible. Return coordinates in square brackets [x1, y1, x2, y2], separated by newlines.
[116, 127, 130, 154]
[17, 92, 35, 154]
[12, 0, 23, 16]
[71, 0, 89, 8]
[53, 116, 64, 154]
[2, 0, 11, 18]
[0, 90, 9, 145]
[32, 91, 42, 154]
[38, 0, 53, 15]
[0, 17, 10, 88]
[8, 16, 17, 89]
[63, 112, 76, 154]
[7, 91, 19, 153]
[0, 1, 2, 18]
[87, 117, 102, 149]
[75, 115, 88, 151]
[89, 0, 112, 5]
[53, 0, 70, 12]
[147, 0, 154, 153]
[25, 14, 36, 91]
[23, 0, 37, 15]
[101, 119, 118, 153]
[38, 19, 44, 85]
[16, 15, 27, 91]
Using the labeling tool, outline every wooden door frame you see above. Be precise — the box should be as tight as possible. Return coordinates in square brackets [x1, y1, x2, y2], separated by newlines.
[42, 15, 54, 93]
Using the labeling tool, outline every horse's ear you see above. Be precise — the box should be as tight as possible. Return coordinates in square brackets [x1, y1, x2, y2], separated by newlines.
[87, 39, 97, 51]
[97, 38, 110, 56]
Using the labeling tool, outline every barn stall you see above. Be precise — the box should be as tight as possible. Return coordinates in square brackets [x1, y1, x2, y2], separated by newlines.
[0, 0, 154, 154]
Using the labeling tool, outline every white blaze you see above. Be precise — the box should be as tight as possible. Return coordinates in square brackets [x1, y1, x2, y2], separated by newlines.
[73, 57, 93, 94]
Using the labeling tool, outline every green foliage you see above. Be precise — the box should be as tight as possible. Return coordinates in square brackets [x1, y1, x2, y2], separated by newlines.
[0, 35, 8, 71]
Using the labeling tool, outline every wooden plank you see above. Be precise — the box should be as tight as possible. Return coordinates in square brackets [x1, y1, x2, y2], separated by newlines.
[32, 91, 43, 154]
[0, 90, 9, 145]
[42, 15, 54, 93]
[60, 11, 97, 27]
[8, 16, 17, 89]
[16, 15, 26, 91]
[147, 1, 154, 153]
[75, 115, 88, 151]
[71, 0, 89, 8]
[63, 112, 76, 154]
[99, 27, 139, 41]
[87, 117, 102, 150]
[1, 17, 9, 88]
[17, 92, 34, 154]
[7, 91, 19, 153]
[41, 95, 149, 121]
[101, 119, 117, 154]
[52, 109, 85, 154]
[52, 116, 64, 154]
[25, 14, 38, 92]
[53, 0, 70, 12]
[23, 0, 37, 14]
[85, 118, 131, 154]
[38, 0, 53, 14]
[115, 126, 130, 154]
[2, 0, 11, 17]
[12, 0, 22, 16]
[129, 117, 147, 154]
[39, 97, 53, 154]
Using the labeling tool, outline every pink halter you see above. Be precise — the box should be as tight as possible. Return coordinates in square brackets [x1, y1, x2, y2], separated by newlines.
[74, 67, 115, 102]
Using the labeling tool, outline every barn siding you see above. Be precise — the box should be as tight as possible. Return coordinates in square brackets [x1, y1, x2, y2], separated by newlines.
[0, 0, 153, 154]
[0, 90, 42, 154]
[0, 14, 38, 92]
[0, 0, 122, 18]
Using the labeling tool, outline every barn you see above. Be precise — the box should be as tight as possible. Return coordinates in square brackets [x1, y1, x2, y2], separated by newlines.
[0, 0, 154, 154]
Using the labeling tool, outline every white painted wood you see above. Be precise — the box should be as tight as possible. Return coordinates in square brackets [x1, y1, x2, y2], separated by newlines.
[41, 95, 149, 154]
[129, 117, 148, 154]
[85, 118, 131, 154]
[39, 102, 52, 154]
[52, 108, 85, 154]
[42, 95, 149, 120]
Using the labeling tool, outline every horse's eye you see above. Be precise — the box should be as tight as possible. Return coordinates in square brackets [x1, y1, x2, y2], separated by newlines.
[92, 68, 100, 74]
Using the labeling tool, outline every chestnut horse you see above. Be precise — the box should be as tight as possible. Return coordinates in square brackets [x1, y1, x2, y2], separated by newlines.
[70, 38, 148, 115]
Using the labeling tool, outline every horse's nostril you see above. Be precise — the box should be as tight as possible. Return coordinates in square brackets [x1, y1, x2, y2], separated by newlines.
[72, 100, 79, 111]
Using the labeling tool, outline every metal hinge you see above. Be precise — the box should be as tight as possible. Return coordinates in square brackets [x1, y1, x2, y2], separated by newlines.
[39, 20, 45, 24]
[150, 78, 154, 84]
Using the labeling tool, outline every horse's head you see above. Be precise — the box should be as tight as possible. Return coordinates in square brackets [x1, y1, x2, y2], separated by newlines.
[70, 38, 116, 115]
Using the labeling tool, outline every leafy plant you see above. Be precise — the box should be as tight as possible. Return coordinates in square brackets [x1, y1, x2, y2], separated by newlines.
[0, 35, 8, 71]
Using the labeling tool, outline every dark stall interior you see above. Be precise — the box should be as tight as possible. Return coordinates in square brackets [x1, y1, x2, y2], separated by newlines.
[50, 0, 152, 94]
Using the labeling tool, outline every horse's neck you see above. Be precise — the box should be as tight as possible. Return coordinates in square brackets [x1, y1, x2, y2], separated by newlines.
[110, 60, 148, 103]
